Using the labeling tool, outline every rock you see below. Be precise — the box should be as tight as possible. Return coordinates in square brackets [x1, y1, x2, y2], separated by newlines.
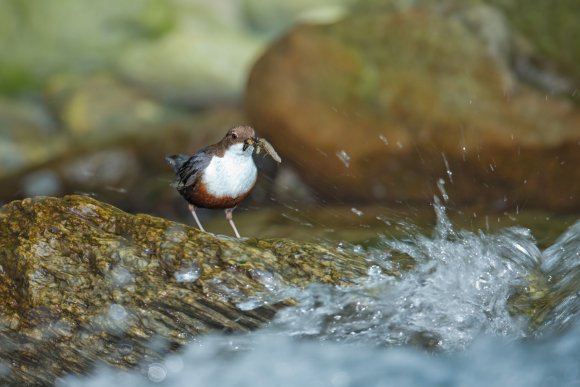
[246, 3, 580, 212]
[0, 195, 371, 385]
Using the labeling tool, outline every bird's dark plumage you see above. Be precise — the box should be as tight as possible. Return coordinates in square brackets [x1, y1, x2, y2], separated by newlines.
[166, 150, 212, 190]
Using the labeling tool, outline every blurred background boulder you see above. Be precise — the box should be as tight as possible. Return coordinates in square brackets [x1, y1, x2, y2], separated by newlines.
[246, 1, 580, 212]
[0, 0, 578, 223]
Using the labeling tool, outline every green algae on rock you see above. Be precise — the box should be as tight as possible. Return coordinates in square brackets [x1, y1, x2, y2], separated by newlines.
[0, 195, 371, 385]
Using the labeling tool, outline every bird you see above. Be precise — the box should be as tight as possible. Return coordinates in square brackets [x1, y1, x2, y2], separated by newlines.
[166, 126, 259, 238]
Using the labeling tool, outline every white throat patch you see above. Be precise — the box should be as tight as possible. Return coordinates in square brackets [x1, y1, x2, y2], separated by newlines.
[202, 143, 257, 198]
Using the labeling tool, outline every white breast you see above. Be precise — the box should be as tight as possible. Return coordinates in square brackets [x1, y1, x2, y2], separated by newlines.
[202, 143, 257, 198]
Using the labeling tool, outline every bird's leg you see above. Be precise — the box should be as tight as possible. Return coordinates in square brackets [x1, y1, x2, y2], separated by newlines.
[225, 208, 241, 238]
[188, 204, 206, 232]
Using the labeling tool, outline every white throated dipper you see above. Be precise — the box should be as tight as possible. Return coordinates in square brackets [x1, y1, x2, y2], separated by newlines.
[166, 126, 260, 238]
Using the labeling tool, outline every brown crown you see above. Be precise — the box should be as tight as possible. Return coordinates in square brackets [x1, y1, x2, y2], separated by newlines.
[210, 126, 257, 156]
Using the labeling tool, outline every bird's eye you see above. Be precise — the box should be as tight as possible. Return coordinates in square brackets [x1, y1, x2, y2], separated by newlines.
[231, 133, 238, 139]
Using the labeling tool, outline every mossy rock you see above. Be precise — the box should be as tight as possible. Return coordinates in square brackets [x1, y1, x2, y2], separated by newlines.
[0, 195, 371, 385]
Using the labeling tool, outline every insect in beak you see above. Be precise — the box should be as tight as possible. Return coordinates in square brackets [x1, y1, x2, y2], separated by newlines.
[243, 136, 258, 151]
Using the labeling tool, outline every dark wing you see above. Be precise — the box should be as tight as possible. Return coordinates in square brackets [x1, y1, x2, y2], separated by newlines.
[165, 148, 211, 189]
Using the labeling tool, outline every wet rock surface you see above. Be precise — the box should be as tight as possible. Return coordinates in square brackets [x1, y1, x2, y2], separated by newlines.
[0, 195, 370, 385]
[246, 3, 580, 212]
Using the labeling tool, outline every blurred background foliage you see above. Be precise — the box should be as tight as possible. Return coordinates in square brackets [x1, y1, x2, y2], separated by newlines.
[0, 0, 578, 238]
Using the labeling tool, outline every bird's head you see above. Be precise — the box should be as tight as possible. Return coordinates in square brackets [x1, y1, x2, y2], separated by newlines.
[221, 126, 259, 155]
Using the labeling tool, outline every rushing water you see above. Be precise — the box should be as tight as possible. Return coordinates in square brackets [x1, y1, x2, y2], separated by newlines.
[60, 201, 580, 387]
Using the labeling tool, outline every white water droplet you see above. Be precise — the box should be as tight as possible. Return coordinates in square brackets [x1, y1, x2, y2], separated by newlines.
[237, 298, 263, 311]
[147, 363, 167, 383]
[376, 215, 392, 226]
[441, 153, 453, 183]
[351, 208, 364, 216]
[336, 150, 350, 168]
[367, 265, 383, 277]
[461, 146, 467, 161]
[437, 178, 449, 202]
[379, 135, 389, 145]
[175, 267, 201, 283]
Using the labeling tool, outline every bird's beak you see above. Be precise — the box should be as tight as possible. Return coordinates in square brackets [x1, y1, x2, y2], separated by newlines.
[243, 136, 259, 151]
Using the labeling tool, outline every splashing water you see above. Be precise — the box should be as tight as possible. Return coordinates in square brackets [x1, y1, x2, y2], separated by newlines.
[441, 153, 453, 183]
[537, 221, 580, 334]
[271, 199, 542, 350]
[436, 178, 449, 202]
[351, 208, 364, 216]
[336, 150, 351, 168]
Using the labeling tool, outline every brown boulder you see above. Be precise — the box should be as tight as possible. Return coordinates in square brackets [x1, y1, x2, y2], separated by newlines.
[246, 5, 580, 212]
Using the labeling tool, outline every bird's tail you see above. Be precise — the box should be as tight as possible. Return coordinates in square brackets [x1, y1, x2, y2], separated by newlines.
[165, 154, 190, 173]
